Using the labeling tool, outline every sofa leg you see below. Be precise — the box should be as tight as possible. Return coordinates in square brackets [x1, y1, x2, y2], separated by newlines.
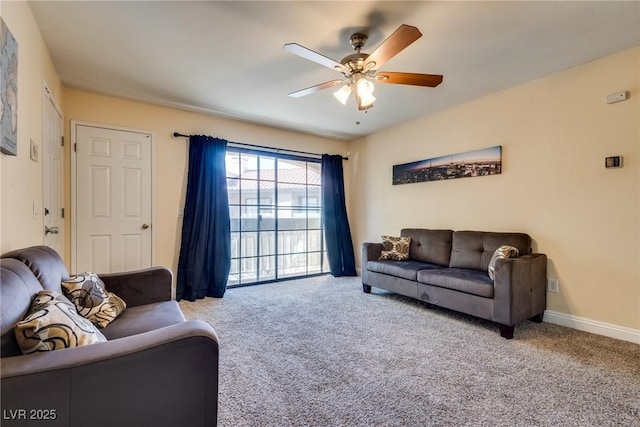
[362, 284, 371, 294]
[529, 313, 544, 323]
[499, 324, 514, 339]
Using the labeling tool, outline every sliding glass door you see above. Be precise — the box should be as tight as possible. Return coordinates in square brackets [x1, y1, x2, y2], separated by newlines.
[226, 149, 327, 287]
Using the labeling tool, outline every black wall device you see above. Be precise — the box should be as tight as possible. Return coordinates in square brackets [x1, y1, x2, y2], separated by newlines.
[605, 156, 622, 168]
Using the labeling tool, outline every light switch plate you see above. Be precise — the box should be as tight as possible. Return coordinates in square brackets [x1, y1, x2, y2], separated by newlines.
[30, 139, 39, 162]
[33, 201, 41, 219]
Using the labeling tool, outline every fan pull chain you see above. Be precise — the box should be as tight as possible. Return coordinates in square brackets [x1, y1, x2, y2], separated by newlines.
[355, 105, 369, 126]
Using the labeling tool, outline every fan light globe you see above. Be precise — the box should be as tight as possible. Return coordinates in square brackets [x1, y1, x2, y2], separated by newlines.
[357, 79, 376, 107]
[359, 94, 376, 108]
[333, 85, 352, 105]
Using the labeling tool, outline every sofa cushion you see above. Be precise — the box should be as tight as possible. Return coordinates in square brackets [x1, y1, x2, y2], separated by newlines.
[488, 245, 520, 280]
[379, 236, 411, 261]
[62, 273, 127, 328]
[1, 246, 70, 293]
[401, 229, 453, 266]
[449, 231, 531, 271]
[101, 300, 185, 340]
[367, 260, 441, 281]
[15, 290, 107, 354]
[417, 268, 495, 298]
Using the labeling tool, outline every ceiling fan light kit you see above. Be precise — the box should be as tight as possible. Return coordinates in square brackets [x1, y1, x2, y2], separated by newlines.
[332, 74, 376, 109]
[284, 24, 443, 113]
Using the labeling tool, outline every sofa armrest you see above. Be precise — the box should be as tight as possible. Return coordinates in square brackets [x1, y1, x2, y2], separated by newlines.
[362, 242, 383, 264]
[1, 320, 218, 427]
[361, 242, 383, 287]
[493, 253, 547, 326]
[99, 266, 173, 307]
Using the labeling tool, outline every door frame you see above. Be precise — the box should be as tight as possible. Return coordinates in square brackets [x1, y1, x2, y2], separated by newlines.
[70, 120, 155, 272]
[42, 80, 64, 254]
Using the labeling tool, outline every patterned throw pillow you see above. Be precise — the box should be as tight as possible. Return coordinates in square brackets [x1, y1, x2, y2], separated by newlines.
[62, 273, 126, 328]
[488, 245, 520, 280]
[379, 236, 411, 261]
[15, 290, 107, 354]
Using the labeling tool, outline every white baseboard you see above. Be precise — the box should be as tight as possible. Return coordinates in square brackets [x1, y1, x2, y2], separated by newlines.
[543, 310, 640, 344]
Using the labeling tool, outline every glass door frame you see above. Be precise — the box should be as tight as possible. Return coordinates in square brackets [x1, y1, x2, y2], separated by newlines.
[226, 147, 327, 287]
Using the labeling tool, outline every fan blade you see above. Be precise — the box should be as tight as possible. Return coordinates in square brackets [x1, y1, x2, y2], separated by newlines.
[283, 43, 348, 73]
[364, 24, 422, 70]
[289, 79, 345, 98]
[376, 72, 443, 87]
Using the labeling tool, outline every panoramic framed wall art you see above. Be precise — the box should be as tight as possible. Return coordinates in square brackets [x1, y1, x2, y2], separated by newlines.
[1, 18, 18, 156]
[393, 146, 502, 185]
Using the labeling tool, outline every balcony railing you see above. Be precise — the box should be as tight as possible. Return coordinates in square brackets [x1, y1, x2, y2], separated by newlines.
[228, 229, 327, 286]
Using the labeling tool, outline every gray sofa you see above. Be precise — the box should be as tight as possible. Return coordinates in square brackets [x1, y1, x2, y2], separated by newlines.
[362, 229, 547, 339]
[1, 246, 219, 427]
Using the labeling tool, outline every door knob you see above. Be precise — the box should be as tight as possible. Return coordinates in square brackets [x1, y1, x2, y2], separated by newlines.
[44, 226, 59, 235]
[142, 223, 150, 230]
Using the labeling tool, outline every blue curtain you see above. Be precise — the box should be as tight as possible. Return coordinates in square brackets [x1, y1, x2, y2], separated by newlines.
[321, 154, 356, 276]
[177, 135, 231, 300]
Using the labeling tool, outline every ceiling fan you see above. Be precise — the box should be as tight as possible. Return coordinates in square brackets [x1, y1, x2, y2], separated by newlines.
[283, 24, 443, 111]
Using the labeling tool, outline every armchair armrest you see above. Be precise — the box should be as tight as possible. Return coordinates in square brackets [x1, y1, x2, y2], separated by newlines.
[99, 266, 173, 307]
[1, 320, 218, 427]
[493, 253, 547, 326]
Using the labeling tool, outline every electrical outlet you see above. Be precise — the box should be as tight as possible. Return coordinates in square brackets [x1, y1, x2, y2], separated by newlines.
[547, 278, 559, 293]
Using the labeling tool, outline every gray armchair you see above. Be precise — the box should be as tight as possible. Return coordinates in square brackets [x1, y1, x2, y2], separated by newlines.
[1, 246, 219, 427]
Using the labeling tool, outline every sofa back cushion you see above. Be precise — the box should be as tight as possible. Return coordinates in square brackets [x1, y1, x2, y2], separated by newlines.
[401, 229, 454, 267]
[449, 231, 532, 271]
[1, 246, 70, 293]
[1, 259, 45, 357]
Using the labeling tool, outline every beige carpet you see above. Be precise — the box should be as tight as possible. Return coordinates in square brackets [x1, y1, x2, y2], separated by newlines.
[179, 275, 640, 427]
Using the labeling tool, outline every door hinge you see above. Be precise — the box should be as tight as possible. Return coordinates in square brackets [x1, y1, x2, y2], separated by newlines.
[61, 208, 65, 219]
[61, 136, 64, 147]
[74, 143, 77, 152]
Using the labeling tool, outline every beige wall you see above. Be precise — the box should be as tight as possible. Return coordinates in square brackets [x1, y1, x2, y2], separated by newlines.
[349, 47, 640, 331]
[62, 88, 350, 275]
[0, 1, 63, 253]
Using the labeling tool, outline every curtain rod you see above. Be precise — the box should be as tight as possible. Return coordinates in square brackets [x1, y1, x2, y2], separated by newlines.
[172, 132, 348, 160]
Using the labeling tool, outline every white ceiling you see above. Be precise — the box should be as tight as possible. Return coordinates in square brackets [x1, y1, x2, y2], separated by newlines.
[29, 1, 640, 141]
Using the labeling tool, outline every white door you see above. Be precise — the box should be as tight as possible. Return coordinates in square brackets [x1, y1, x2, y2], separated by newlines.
[74, 124, 152, 273]
[43, 87, 64, 254]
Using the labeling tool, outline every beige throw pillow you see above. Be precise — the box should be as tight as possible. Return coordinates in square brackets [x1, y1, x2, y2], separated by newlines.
[15, 290, 107, 354]
[488, 245, 520, 280]
[379, 236, 411, 261]
[62, 273, 126, 328]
